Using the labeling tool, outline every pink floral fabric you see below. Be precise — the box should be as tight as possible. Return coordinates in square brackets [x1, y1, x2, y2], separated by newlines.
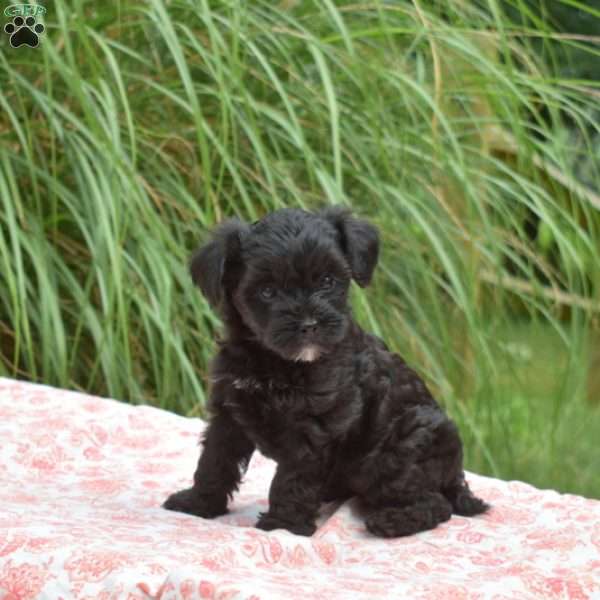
[0, 377, 599, 599]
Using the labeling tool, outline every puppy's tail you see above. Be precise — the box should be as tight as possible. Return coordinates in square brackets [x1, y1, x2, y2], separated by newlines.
[444, 478, 490, 517]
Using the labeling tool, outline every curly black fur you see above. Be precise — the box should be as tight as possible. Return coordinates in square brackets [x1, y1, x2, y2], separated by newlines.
[163, 207, 489, 537]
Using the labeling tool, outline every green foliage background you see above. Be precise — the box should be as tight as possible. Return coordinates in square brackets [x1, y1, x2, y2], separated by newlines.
[1, 0, 599, 497]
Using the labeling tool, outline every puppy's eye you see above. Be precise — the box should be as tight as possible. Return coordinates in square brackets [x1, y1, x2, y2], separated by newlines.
[260, 286, 276, 300]
[320, 274, 335, 290]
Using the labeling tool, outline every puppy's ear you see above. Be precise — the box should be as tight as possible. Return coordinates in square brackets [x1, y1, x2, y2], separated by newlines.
[189, 219, 248, 308]
[319, 206, 379, 287]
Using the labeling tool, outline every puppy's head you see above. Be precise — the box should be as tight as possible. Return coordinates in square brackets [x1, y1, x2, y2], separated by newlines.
[190, 207, 379, 362]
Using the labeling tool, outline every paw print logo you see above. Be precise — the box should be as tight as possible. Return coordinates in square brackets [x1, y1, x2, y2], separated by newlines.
[4, 15, 45, 48]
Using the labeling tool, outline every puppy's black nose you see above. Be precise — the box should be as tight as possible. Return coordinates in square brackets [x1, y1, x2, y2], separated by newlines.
[300, 318, 318, 335]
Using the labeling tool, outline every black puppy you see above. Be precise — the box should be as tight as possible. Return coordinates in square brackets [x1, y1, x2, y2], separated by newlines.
[163, 207, 489, 537]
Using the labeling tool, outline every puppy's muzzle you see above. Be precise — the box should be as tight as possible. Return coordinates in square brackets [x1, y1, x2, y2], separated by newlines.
[300, 318, 318, 337]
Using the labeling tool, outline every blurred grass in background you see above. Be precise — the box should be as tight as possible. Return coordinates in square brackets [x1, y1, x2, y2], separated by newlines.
[1, 0, 599, 497]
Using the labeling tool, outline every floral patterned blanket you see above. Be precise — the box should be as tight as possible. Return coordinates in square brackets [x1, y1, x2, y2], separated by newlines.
[1, 377, 599, 599]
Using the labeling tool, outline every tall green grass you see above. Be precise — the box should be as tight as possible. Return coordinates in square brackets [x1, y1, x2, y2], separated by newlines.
[1, 0, 599, 497]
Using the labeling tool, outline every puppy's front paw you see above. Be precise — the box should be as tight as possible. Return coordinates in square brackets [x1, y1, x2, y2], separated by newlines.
[255, 512, 316, 536]
[163, 487, 227, 518]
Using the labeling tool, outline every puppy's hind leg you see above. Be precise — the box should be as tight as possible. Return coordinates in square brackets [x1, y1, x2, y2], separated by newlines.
[443, 474, 490, 516]
[364, 492, 452, 538]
